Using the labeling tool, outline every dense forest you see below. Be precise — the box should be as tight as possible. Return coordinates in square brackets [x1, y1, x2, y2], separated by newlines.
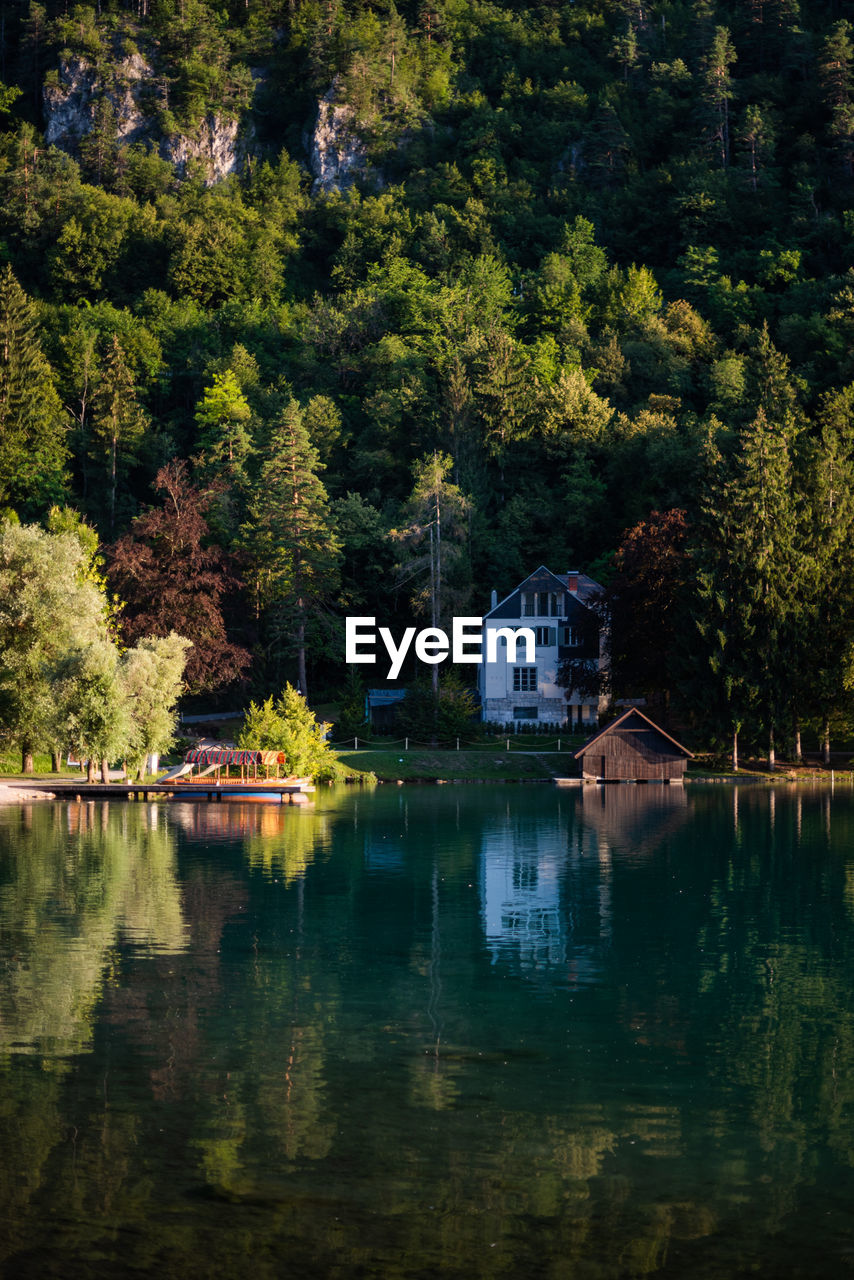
[2, 0, 854, 759]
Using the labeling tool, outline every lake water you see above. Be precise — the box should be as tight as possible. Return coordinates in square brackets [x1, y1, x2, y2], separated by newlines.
[1, 782, 854, 1278]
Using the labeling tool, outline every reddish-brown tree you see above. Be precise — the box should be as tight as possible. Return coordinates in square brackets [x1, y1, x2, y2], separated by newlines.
[607, 508, 690, 707]
[107, 461, 250, 695]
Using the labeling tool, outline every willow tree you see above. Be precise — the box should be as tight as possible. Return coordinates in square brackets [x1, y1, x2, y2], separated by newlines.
[0, 521, 111, 772]
[121, 632, 192, 779]
[56, 635, 132, 784]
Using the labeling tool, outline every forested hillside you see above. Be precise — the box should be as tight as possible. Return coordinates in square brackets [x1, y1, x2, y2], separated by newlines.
[2, 0, 854, 756]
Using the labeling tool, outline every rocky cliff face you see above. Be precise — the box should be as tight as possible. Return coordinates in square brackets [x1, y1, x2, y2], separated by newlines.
[43, 52, 244, 185]
[44, 52, 161, 150]
[162, 115, 243, 183]
[309, 81, 370, 195]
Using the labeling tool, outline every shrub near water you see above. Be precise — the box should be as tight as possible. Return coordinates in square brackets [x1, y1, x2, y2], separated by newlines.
[237, 683, 345, 781]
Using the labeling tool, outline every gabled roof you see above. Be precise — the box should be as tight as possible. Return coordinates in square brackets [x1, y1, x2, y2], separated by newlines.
[484, 565, 604, 620]
[553, 571, 604, 608]
[573, 707, 693, 760]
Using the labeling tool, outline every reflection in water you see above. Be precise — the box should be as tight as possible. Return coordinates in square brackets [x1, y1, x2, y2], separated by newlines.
[1, 786, 854, 1278]
[0, 802, 186, 1058]
[578, 778, 689, 852]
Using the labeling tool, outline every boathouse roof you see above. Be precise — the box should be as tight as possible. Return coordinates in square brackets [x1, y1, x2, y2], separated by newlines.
[574, 708, 693, 782]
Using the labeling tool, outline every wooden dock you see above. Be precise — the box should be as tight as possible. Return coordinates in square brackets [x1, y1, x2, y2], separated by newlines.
[6, 781, 314, 804]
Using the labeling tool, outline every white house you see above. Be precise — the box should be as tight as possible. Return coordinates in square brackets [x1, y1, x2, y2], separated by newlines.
[479, 565, 607, 728]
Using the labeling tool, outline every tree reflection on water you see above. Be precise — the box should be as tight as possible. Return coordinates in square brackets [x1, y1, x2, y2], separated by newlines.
[0, 785, 853, 1278]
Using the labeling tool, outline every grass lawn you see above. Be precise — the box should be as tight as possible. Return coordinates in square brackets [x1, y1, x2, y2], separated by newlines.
[0, 749, 84, 779]
[335, 747, 577, 782]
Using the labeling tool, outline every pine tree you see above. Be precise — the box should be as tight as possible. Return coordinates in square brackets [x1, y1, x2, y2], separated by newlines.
[698, 27, 737, 170]
[803, 386, 854, 763]
[820, 21, 854, 177]
[0, 266, 68, 516]
[738, 103, 776, 193]
[238, 683, 342, 780]
[697, 405, 803, 771]
[194, 368, 253, 488]
[90, 333, 146, 536]
[243, 400, 341, 703]
[391, 452, 471, 697]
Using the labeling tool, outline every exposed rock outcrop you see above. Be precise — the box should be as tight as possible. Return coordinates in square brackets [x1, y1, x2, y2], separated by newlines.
[162, 115, 242, 184]
[309, 80, 370, 194]
[42, 50, 245, 185]
[44, 52, 162, 150]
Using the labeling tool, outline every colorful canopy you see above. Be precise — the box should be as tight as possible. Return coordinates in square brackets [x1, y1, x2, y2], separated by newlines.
[185, 746, 284, 767]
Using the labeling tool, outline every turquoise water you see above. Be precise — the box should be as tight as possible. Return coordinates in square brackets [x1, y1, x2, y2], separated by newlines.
[1, 783, 854, 1278]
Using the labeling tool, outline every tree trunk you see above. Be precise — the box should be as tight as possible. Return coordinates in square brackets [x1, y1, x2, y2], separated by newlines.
[21, 746, 34, 774]
[110, 432, 117, 537]
[51, 749, 62, 773]
[87, 759, 97, 783]
[297, 615, 307, 704]
[732, 726, 738, 772]
[823, 719, 831, 767]
[768, 726, 775, 772]
[793, 722, 802, 763]
[100, 758, 111, 784]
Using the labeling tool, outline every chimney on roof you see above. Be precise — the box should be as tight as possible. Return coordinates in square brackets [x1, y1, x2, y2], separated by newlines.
[490, 588, 497, 609]
[567, 572, 579, 593]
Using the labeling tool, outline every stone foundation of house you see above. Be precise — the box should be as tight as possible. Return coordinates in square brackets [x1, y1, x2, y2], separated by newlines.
[481, 697, 598, 728]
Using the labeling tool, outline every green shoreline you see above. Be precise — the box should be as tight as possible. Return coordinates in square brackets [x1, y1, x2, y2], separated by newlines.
[1, 753, 849, 789]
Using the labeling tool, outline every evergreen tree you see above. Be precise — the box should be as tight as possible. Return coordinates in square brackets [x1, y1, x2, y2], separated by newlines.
[194, 368, 253, 489]
[820, 20, 854, 177]
[698, 26, 737, 169]
[738, 103, 776, 193]
[695, 404, 803, 770]
[391, 451, 471, 697]
[0, 266, 68, 516]
[803, 385, 854, 763]
[237, 684, 343, 780]
[243, 400, 341, 703]
[90, 333, 146, 536]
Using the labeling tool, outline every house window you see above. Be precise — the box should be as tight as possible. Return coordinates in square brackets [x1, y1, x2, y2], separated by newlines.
[561, 626, 581, 646]
[522, 591, 560, 617]
[513, 666, 537, 692]
[535, 626, 556, 646]
[513, 706, 538, 720]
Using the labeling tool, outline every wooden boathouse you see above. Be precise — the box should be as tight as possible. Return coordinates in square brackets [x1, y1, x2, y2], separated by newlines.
[574, 708, 693, 782]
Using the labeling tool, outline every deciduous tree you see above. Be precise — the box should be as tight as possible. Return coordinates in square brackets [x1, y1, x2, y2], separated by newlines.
[107, 461, 250, 695]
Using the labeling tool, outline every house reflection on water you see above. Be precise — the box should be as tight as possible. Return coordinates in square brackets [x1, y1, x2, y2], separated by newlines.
[479, 784, 691, 985]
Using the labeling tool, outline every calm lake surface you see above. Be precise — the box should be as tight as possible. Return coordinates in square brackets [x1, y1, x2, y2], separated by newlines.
[1, 782, 854, 1278]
